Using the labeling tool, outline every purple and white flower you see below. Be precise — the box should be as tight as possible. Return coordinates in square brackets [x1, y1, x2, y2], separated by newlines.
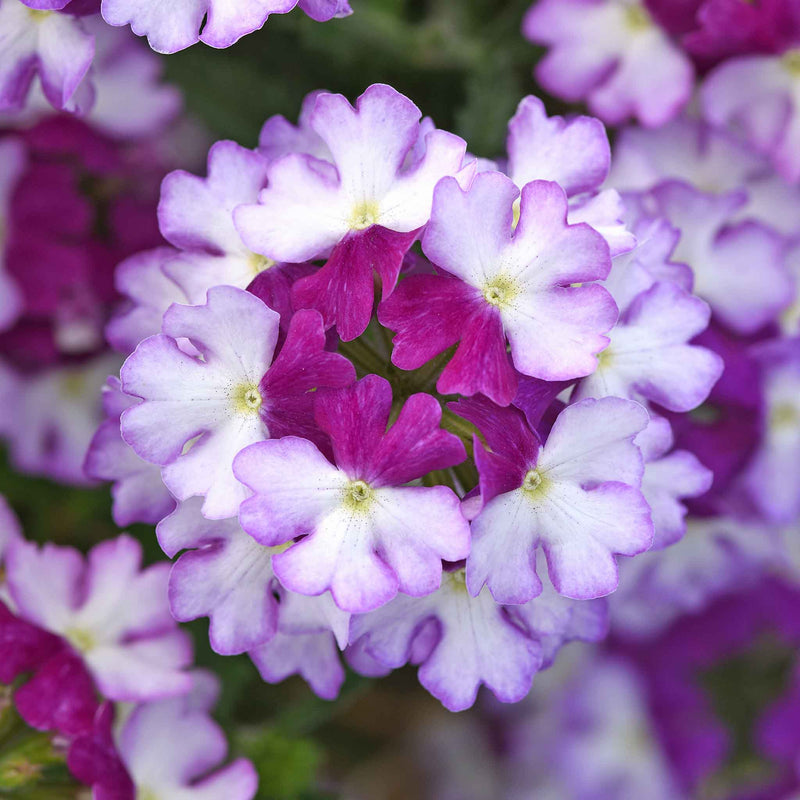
[0, 0, 94, 112]
[380, 172, 616, 406]
[506, 95, 635, 256]
[702, 48, 800, 183]
[236, 84, 468, 340]
[84, 375, 176, 526]
[120, 286, 354, 518]
[648, 180, 792, 334]
[100, 0, 351, 54]
[573, 281, 723, 412]
[250, 590, 350, 700]
[235, 375, 471, 612]
[350, 568, 543, 711]
[5, 534, 193, 701]
[159, 498, 282, 656]
[459, 395, 653, 603]
[70, 673, 258, 800]
[523, 0, 694, 127]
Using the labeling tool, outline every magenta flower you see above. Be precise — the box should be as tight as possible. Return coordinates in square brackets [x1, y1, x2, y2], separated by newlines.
[5, 534, 193, 701]
[120, 286, 354, 518]
[0, 137, 25, 332]
[235, 84, 468, 340]
[70, 675, 257, 800]
[234, 375, 471, 613]
[380, 172, 616, 405]
[458, 395, 653, 603]
[523, 0, 694, 127]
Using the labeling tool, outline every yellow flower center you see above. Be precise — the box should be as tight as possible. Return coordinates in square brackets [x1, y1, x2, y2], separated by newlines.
[482, 275, 518, 309]
[771, 402, 799, 430]
[624, 3, 651, 30]
[343, 479, 374, 512]
[65, 628, 96, 654]
[444, 568, 468, 593]
[233, 384, 263, 414]
[137, 788, 160, 800]
[27, 9, 51, 21]
[522, 469, 544, 493]
[597, 345, 614, 370]
[349, 200, 380, 231]
[247, 252, 276, 277]
[783, 48, 800, 76]
[61, 371, 88, 399]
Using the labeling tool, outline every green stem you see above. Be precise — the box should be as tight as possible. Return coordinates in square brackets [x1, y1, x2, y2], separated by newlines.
[439, 407, 483, 456]
[338, 338, 385, 376]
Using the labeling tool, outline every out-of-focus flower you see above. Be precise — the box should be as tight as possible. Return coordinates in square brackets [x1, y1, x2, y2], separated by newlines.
[523, 0, 694, 127]
[99, 0, 351, 54]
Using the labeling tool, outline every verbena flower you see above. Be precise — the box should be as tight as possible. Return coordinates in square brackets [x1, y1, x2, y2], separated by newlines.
[99, 0, 351, 54]
[120, 286, 354, 518]
[4, 533, 193, 702]
[236, 84, 468, 341]
[459, 395, 653, 603]
[380, 173, 616, 405]
[523, 0, 694, 127]
[235, 375, 470, 612]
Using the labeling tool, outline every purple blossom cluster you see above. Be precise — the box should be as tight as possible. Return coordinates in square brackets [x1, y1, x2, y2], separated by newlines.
[0, 23, 188, 486]
[0, 500, 257, 798]
[526, 0, 800, 183]
[395, 576, 800, 800]
[0, 1, 799, 797]
[74, 81, 731, 714]
[0, 0, 351, 116]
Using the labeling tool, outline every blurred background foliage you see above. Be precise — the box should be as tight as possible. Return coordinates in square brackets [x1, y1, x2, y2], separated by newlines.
[164, 0, 561, 159]
[1, 2, 562, 797]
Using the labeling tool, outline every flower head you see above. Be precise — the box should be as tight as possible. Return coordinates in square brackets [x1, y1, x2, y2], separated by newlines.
[235, 375, 471, 612]
[461, 395, 653, 602]
[524, 0, 694, 127]
[380, 172, 616, 405]
[120, 286, 354, 518]
[236, 84, 468, 340]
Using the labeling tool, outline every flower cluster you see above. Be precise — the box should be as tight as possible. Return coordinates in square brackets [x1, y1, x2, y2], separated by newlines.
[389, 576, 800, 800]
[2, 2, 800, 797]
[0, 0, 350, 117]
[0, 22, 192, 486]
[0, 500, 257, 798]
[78, 82, 728, 712]
[525, 0, 800, 184]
